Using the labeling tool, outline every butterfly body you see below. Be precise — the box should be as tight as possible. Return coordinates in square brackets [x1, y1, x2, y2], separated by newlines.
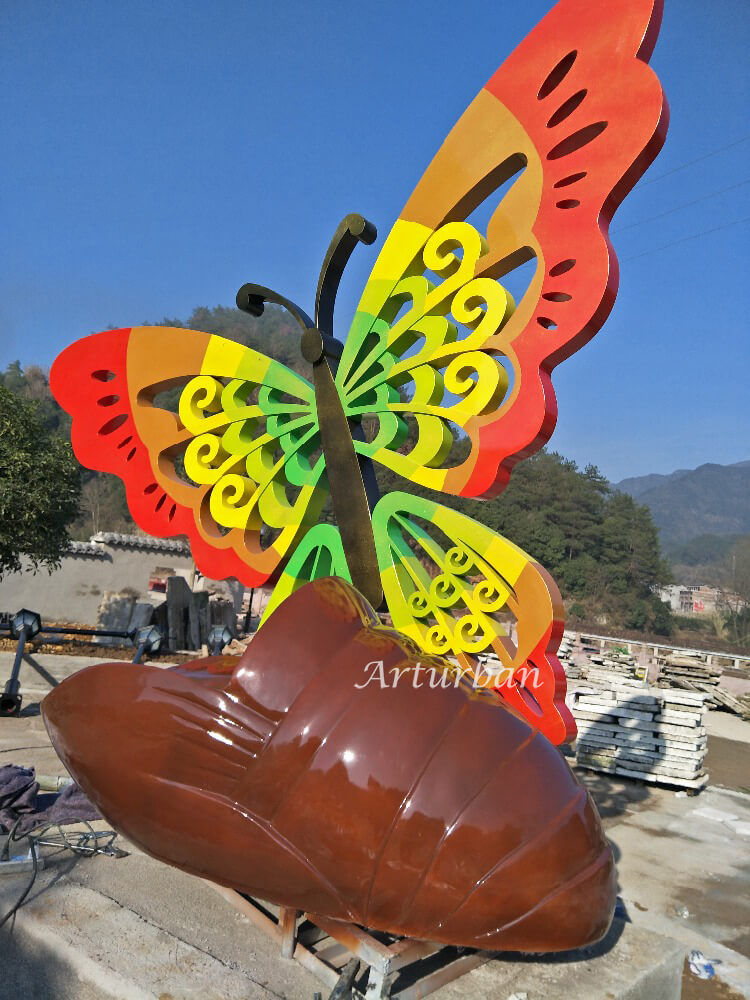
[233, 217, 388, 611]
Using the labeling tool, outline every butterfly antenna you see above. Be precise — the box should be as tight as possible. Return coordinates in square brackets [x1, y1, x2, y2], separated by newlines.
[315, 214, 377, 337]
[236, 283, 314, 332]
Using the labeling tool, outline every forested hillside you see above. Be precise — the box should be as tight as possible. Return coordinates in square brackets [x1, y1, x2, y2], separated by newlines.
[1, 304, 673, 633]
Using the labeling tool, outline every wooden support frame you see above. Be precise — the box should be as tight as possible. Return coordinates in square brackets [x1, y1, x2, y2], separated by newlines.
[206, 882, 496, 999]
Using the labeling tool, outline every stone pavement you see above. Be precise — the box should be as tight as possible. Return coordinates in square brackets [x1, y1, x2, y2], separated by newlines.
[0, 848, 688, 1000]
[1, 652, 749, 998]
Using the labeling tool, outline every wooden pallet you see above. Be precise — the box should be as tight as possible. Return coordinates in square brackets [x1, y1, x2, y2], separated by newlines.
[207, 882, 495, 998]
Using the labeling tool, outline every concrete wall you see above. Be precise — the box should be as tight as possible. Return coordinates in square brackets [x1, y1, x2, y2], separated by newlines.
[0, 533, 245, 624]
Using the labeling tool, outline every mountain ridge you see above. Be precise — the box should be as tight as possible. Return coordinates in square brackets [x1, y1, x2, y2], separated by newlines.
[614, 460, 750, 544]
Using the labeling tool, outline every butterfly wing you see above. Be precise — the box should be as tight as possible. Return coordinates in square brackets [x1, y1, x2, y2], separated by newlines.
[372, 492, 573, 744]
[50, 327, 326, 586]
[50, 0, 666, 747]
[337, 0, 667, 498]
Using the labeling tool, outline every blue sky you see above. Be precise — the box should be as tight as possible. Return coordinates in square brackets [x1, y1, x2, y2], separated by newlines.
[2, 0, 748, 483]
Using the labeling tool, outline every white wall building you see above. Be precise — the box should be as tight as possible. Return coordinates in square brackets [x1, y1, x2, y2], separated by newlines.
[0, 532, 245, 624]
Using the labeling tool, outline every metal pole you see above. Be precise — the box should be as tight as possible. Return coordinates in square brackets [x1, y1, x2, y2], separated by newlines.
[1, 626, 28, 716]
[40, 625, 133, 639]
[0, 623, 132, 640]
[244, 588, 255, 634]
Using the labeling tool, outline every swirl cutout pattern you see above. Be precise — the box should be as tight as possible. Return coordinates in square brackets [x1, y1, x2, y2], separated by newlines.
[145, 332, 326, 578]
[338, 220, 516, 490]
[373, 490, 574, 744]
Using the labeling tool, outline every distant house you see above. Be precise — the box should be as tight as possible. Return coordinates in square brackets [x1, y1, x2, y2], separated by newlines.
[658, 583, 746, 615]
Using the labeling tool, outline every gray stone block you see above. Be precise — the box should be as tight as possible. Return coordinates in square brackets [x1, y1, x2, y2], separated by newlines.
[189, 591, 209, 650]
[94, 592, 135, 646]
[166, 575, 191, 651]
[127, 602, 153, 633]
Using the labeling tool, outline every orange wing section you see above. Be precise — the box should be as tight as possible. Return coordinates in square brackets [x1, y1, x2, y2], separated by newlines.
[50, 328, 324, 586]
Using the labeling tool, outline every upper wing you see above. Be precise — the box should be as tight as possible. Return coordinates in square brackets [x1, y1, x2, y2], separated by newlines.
[50, 327, 326, 586]
[337, 0, 667, 498]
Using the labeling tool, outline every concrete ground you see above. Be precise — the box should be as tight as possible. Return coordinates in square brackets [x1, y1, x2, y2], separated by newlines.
[1, 652, 749, 999]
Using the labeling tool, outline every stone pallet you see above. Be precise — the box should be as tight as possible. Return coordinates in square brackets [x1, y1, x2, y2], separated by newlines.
[709, 685, 750, 721]
[558, 646, 646, 688]
[660, 670, 720, 690]
[589, 654, 635, 669]
[659, 655, 720, 684]
[586, 670, 645, 688]
[575, 754, 709, 790]
[571, 684, 708, 789]
[584, 652, 647, 687]
[559, 643, 583, 680]
[563, 664, 584, 680]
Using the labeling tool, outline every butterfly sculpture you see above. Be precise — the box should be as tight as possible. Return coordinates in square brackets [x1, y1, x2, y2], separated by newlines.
[50, 0, 667, 748]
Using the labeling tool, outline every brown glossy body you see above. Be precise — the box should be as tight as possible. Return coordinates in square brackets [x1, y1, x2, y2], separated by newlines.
[43, 578, 615, 951]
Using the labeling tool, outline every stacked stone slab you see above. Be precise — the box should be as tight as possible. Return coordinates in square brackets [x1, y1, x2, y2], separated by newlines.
[659, 653, 721, 696]
[586, 650, 646, 684]
[557, 632, 583, 679]
[572, 684, 708, 790]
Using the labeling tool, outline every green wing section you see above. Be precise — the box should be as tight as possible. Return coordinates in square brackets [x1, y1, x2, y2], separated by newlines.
[254, 487, 574, 744]
[259, 523, 351, 627]
[334, 222, 516, 495]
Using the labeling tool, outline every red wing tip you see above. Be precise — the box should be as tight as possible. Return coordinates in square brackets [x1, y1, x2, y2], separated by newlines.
[50, 328, 133, 401]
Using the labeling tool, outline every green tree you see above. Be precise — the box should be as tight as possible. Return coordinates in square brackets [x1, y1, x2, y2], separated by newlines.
[0, 361, 70, 434]
[716, 535, 750, 647]
[72, 473, 133, 538]
[594, 492, 672, 631]
[0, 386, 81, 576]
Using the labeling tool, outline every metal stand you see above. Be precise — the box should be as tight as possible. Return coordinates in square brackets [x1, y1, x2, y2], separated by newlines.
[0, 609, 166, 714]
[207, 882, 495, 999]
[1, 610, 41, 716]
[0, 624, 28, 716]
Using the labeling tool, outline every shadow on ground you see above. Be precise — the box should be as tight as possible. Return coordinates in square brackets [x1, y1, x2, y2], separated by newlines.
[576, 768, 655, 826]
[492, 913, 627, 966]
